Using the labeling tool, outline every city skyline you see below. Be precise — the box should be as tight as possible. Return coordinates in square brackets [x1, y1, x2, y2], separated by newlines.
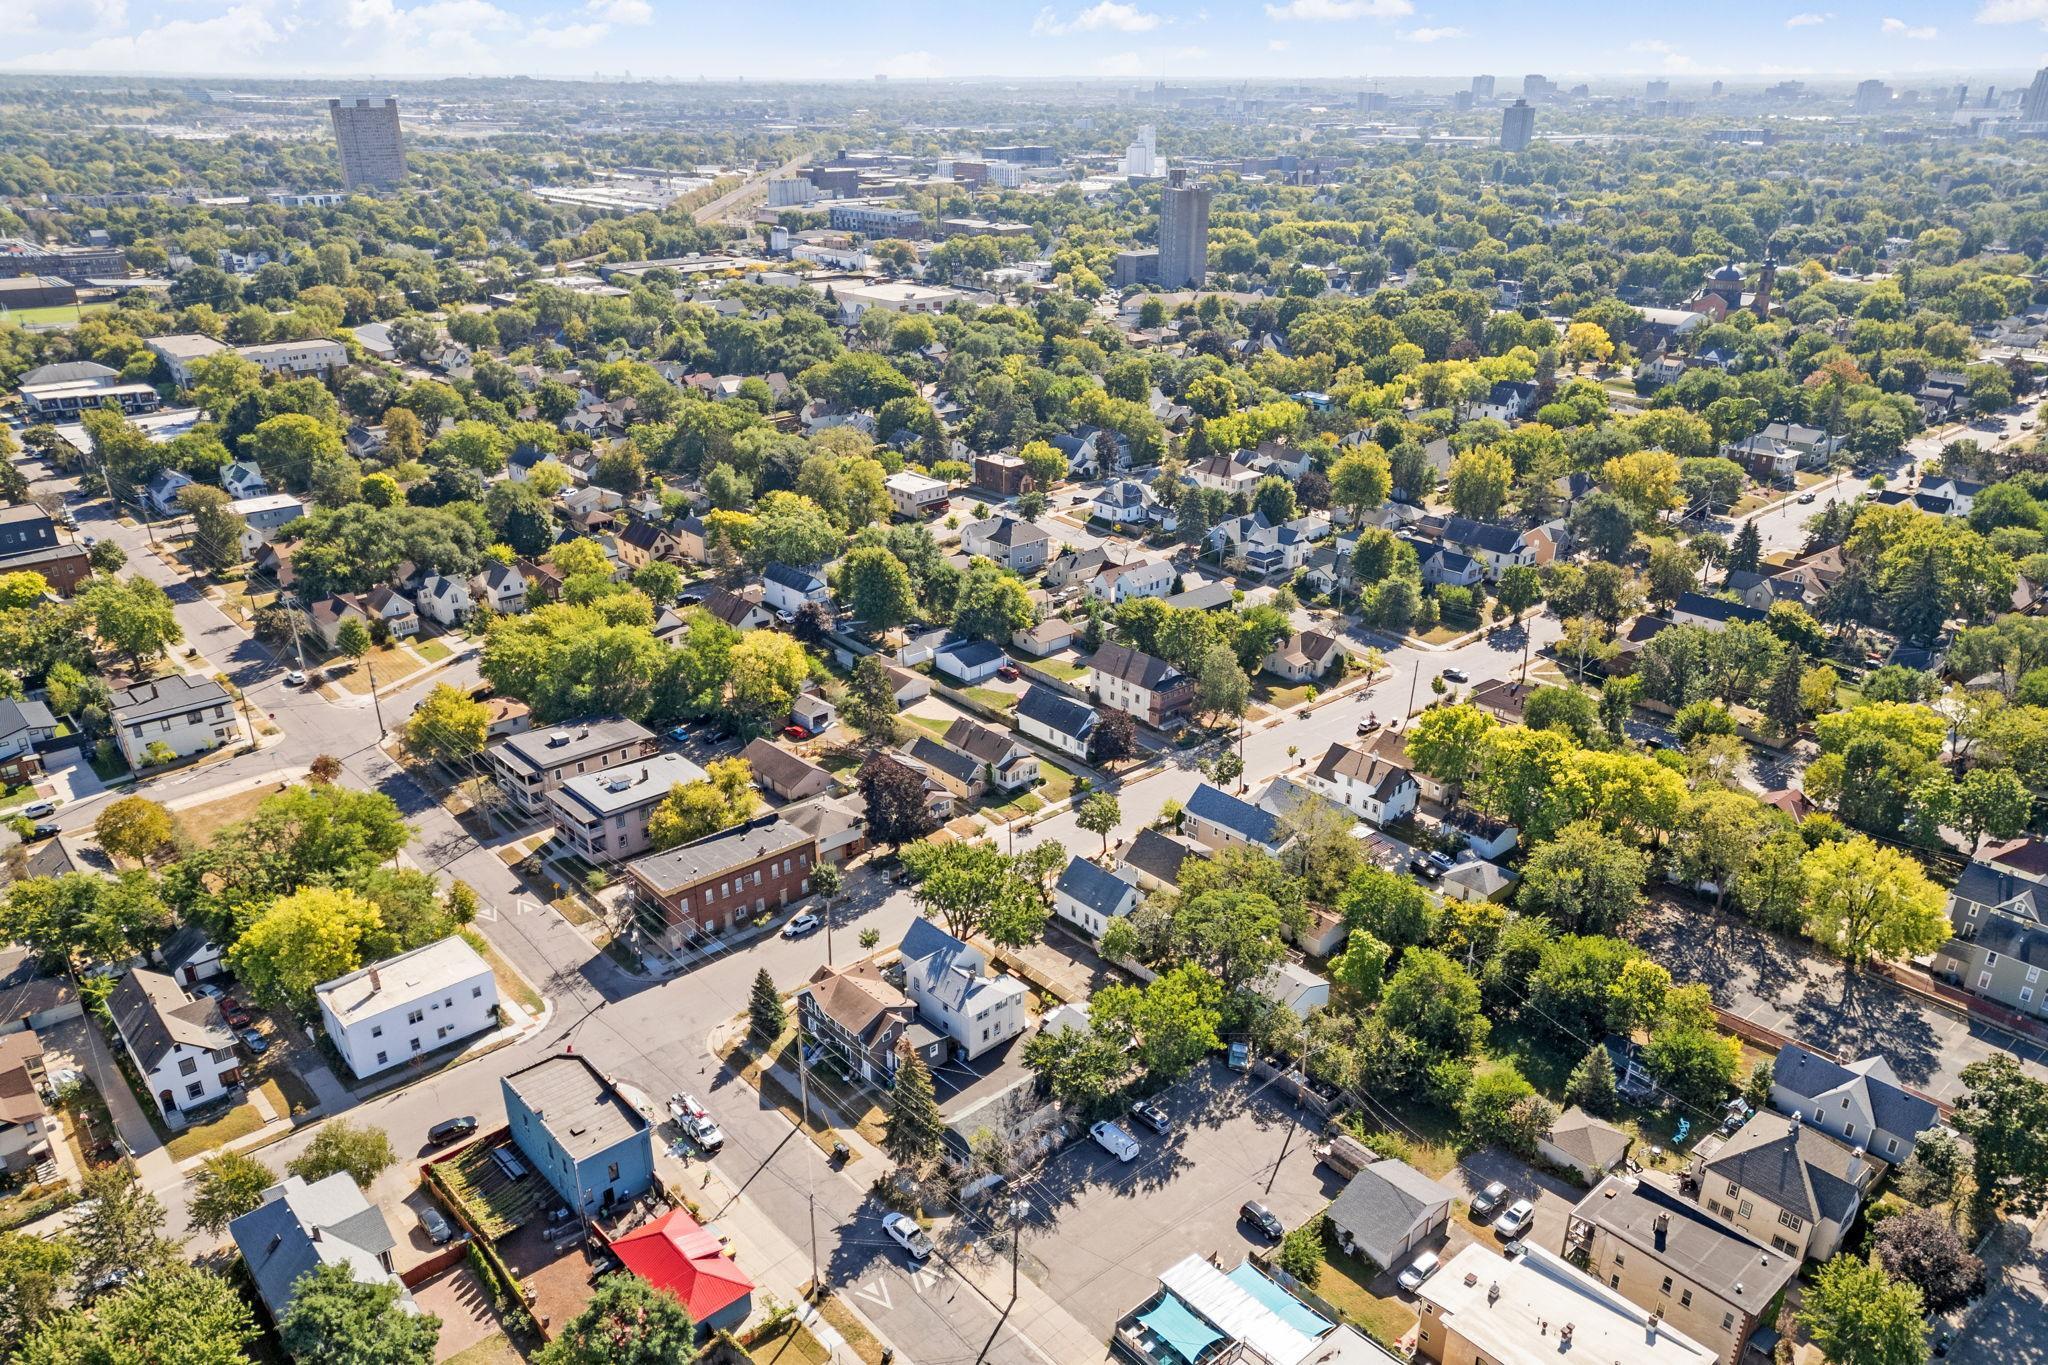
[11, 1, 2048, 81]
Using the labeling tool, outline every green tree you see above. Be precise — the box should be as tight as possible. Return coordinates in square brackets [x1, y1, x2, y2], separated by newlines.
[0, 1231, 76, 1356]
[188, 1151, 274, 1236]
[1077, 793, 1122, 856]
[534, 1273, 696, 1365]
[177, 484, 247, 572]
[22, 1264, 255, 1365]
[1447, 446, 1514, 521]
[727, 631, 814, 734]
[1797, 1256, 1930, 1365]
[839, 545, 920, 628]
[335, 614, 372, 660]
[92, 796, 176, 864]
[1564, 1044, 1618, 1116]
[401, 684, 491, 765]
[1329, 449, 1392, 524]
[1336, 866, 1433, 951]
[72, 1163, 177, 1295]
[885, 1042, 944, 1168]
[1195, 643, 1250, 728]
[1953, 1054, 2048, 1229]
[81, 576, 183, 666]
[1381, 949, 1488, 1057]
[841, 654, 903, 745]
[1799, 836, 1950, 967]
[278, 1262, 440, 1365]
[229, 887, 383, 1012]
[749, 968, 786, 1043]
[899, 840, 1047, 946]
[1278, 1214, 1326, 1287]
[1404, 703, 1496, 795]
[286, 1120, 395, 1189]
[1516, 821, 1649, 935]
[1092, 965, 1224, 1082]
[951, 561, 1034, 642]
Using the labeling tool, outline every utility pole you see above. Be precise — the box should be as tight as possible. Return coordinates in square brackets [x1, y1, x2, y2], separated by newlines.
[1009, 1197, 1031, 1304]
[798, 1033, 820, 1292]
[366, 656, 386, 738]
[1266, 1072, 1302, 1194]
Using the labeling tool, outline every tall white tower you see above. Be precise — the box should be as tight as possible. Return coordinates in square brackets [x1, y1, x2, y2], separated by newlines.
[1121, 125, 1158, 178]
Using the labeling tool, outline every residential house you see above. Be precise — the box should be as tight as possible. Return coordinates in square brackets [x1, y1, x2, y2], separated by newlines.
[0, 504, 59, 563]
[611, 1208, 756, 1338]
[790, 691, 836, 736]
[1016, 685, 1098, 760]
[897, 919, 1029, 1063]
[1688, 1111, 1883, 1262]
[219, 460, 270, 499]
[906, 736, 987, 802]
[701, 585, 773, 631]
[857, 750, 955, 824]
[1263, 631, 1344, 684]
[1406, 537, 1487, 589]
[0, 698, 56, 785]
[1053, 856, 1139, 937]
[1359, 727, 1442, 803]
[1473, 379, 1540, 422]
[625, 815, 819, 953]
[961, 516, 1052, 573]
[935, 638, 1007, 683]
[1087, 643, 1193, 728]
[230, 1174, 409, 1325]
[1163, 581, 1235, 612]
[941, 716, 1040, 791]
[109, 674, 241, 769]
[109, 967, 240, 1120]
[1011, 618, 1078, 657]
[1308, 741, 1420, 827]
[1088, 555, 1175, 605]
[1054, 427, 1131, 478]
[1187, 452, 1262, 497]
[488, 718, 658, 816]
[315, 937, 498, 1080]
[1759, 422, 1843, 469]
[1770, 1044, 1938, 1165]
[360, 586, 419, 639]
[1183, 782, 1286, 854]
[1327, 1159, 1455, 1270]
[1433, 516, 1548, 579]
[1566, 1174, 1798, 1365]
[502, 1053, 655, 1216]
[417, 574, 474, 628]
[1091, 480, 1169, 528]
[761, 563, 831, 615]
[1116, 828, 1200, 894]
[144, 468, 194, 515]
[1253, 961, 1330, 1019]
[546, 751, 708, 860]
[673, 515, 711, 564]
[1539, 1107, 1634, 1184]
[782, 794, 867, 866]
[1672, 591, 1770, 630]
[1438, 857, 1517, 903]
[1211, 513, 1328, 577]
[741, 738, 834, 803]
[157, 924, 225, 988]
[0, 1033, 52, 1174]
[1936, 859, 2048, 1018]
[972, 452, 1030, 497]
[616, 520, 679, 572]
[798, 959, 944, 1089]
[471, 563, 528, 615]
[1415, 1244, 1717, 1365]
[886, 471, 951, 519]
[227, 494, 306, 557]
[308, 594, 370, 651]
[1921, 476, 1984, 518]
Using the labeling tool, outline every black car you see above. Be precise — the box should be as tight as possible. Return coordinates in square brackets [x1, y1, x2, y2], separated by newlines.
[1408, 856, 1443, 881]
[426, 1116, 478, 1147]
[1469, 1181, 1510, 1221]
[28, 824, 58, 840]
[1239, 1201, 1284, 1240]
[1128, 1100, 1171, 1135]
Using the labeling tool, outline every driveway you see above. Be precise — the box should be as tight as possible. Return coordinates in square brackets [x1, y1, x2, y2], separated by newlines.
[38, 745, 106, 808]
[1629, 897, 2048, 1104]
[1948, 1217, 2048, 1365]
[1447, 1148, 1584, 1259]
[1001, 1058, 1340, 1336]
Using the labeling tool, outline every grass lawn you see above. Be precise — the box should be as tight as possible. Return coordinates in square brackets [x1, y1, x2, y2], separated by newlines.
[1031, 656, 1089, 682]
[213, 581, 276, 627]
[87, 745, 130, 782]
[414, 638, 453, 663]
[1037, 764, 1077, 806]
[1315, 1245, 1419, 1350]
[442, 1335, 526, 1365]
[1, 302, 113, 326]
[550, 894, 598, 927]
[1485, 1020, 1583, 1099]
[467, 931, 544, 1015]
[720, 1024, 879, 1154]
[164, 1080, 288, 1160]
[1410, 625, 1463, 646]
[980, 788, 1045, 823]
[329, 645, 424, 697]
[960, 686, 1018, 713]
[1257, 681, 1317, 710]
[747, 1319, 834, 1365]
[175, 782, 289, 847]
[815, 1294, 887, 1365]
[1343, 1113, 1462, 1180]
[906, 714, 952, 740]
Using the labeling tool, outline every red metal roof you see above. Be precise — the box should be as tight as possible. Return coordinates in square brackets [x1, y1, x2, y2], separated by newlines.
[610, 1208, 754, 1322]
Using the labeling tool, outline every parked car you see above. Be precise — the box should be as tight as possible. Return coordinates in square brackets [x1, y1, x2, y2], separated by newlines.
[419, 1206, 457, 1245]
[1226, 1041, 1250, 1071]
[1439, 667, 1468, 684]
[19, 801, 55, 820]
[668, 725, 691, 742]
[780, 724, 809, 742]
[882, 1211, 933, 1261]
[192, 982, 223, 1000]
[1495, 1199, 1536, 1240]
[1797, 491, 1816, 504]
[1470, 1181, 1510, 1222]
[427, 1116, 478, 1147]
[1397, 1249, 1442, 1293]
[781, 913, 821, 939]
[222, 1006, 251, 1029]
[1408, 855, 1443, 882]
[1128, 1100, 1171, 1135]
[996, 664, 1021, 682]
[284, 670, 307, 687]
[1238, 1201, 1284, 1240]
[1356, 717, 1381, 736]
[1090, 1120, 1141, 1162]
[237, 1029, 269, 1055]
[28, 823, 57, 840]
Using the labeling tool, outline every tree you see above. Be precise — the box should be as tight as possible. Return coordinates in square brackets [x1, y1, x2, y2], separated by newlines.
[1642, 987, 1741, 1112]
[727, 631, 813, 734]
[1024, 1016, 1133, 1110]
[1077, 793, 1122, 856]
[178, 485, 247, 572]
[1798, 1256, 1930, 1365]
[647, 758, 760, 849]
[1090, 708, 1139, 765]
[1195, 644, 1250, 728]
[1516, 821, 1649, 935]
[535, 1273, 696, 1365]
[401, 684, 490, 765]
[1870, 1208, 1985, 1313]
[1447, 446, 1513, 521]
[188, 1151, 273, 1235]
[93, 797, 175, 864]
[899, 840, 1047, 946]
[749, 968, 785, 1043]
[1253, 476, 1298, 526]
[1381, 949, 1488, 1057]
[857, 751, 941, 848]
[1404, 703, 1496, 795]
[1955, 766, 2032, 850]
[0, 1231, 75, 1356]
[885, 1042, 944, 1167]
[230, 887, 383, 1012]
[839, 546, 919, 629]
[287, 1121, 395, 1189]
[335, 614, 372, 660]
[1564, 1044, 1618, 1116]
[952, 561, 1034, 642]
[1898, 1129, 1969, 1222]
[1336, 866, 1433, 951]
[1092, 965, 1223, 1082]
[1330, 929, 1390, 1003]
[1278, 1215, 1326, 1288]
[1330, 449, 1392, 525]
[1799, 836, 1950, 967]
[278, 1262, 439, 1365]
[81, 576, 182, 665]
[841, 655, 903, 745]
[1727, 520, 1762, 573]
[1953, 1054, 2048, 1229]
[72, 1163, 177, 1295]
[1602, 450, 1683, 522]
[21, 1264, 256, 1365]
[1460, 1063, 1555, 1155]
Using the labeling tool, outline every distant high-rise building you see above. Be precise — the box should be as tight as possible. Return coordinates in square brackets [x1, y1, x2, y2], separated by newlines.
[1157, 168, 1211, 289]
[1955, 83, 1970, 109]
[1453, 90, 1475, 112]
[2023, 68, 2048, 123]
[1500, 99, 1536, 152]
[1853, 80, 1892, 115]
[1522, 73, 1551, 99]
[1471, 74, 1495, 99]
[1121, 125, 1158, 178]
[328, 97, 406, 189]
[1645, 79, 1669, 100]
[1711, 80, 1724, 98]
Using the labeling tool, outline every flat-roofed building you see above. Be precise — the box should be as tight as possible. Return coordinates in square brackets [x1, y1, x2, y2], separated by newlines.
[1416, 1243, 1716, 1365]
[626, 816, 818, 953]
[544, 751, 707, 860]
[315, 936, 498, 1079]
[487, 718, 657, 816]
[329, 97, 407, 189]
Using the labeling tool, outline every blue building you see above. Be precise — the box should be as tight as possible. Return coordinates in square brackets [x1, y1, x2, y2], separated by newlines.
[501, 1053, 654, 1217]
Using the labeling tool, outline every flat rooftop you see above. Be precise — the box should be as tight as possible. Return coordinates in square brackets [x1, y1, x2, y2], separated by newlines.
[503, 1054, 646, 1159]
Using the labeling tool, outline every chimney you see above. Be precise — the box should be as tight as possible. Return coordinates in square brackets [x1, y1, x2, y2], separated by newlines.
[1849, 1146, 1868, 1184]
[1648, 1311, 1661, 1340]
[309, 1227, 322, 1243]
[1653, 1212, 1669, 1251]
[1789, 1110, 1803, 1134]
[369, 966, 381, 992]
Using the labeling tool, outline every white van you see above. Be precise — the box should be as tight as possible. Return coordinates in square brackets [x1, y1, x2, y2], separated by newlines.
[1090, 1120, 1141, 1162]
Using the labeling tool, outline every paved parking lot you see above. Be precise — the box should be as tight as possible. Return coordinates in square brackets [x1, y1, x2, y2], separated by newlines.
[1003, 1059, 1341, 1335]
[1448, 1148, 1587, 1260]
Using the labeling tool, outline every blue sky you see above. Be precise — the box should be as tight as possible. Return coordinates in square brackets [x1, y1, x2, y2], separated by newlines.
[9, 0, 2048, 82]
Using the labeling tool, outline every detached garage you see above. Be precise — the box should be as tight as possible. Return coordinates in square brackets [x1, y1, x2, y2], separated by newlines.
[1326, 1159, 1454, 1271]
[935, 638, 1007, 684]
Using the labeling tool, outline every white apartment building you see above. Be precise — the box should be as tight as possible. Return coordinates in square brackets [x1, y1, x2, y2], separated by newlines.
[315, 937, 498, 1079]
[109, 674, 243, 769]
[236, 339, 348, 377]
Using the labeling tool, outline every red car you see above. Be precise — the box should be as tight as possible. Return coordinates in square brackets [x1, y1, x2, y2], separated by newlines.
[781, 724, 809, 742]
[996, 664, 1021, 681]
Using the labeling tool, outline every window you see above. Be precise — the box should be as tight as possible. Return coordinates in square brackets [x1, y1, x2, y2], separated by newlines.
[179, 1057, 198, 1077]
[1680, 1290, 1693, 1308]
[1771, 1236, 1797, 1255]
[1660, 1276, 1673, 1294]
[1778, 1209, 1802, 1231]
[1980, 971, 1995, 990]
[371, 1025, 383, 1038]
[1738, 1201, 1754, 1219]
[1844, 1123, 1855, 1138]
[1887, 1137, 1900, 1156]
[1725, 1181, 1739, 1197]
[1612, 1252, 1625, 1265]
[2025, 988, 2037, 1005]
[376, 1051, 387, 1065]
[1610, 1274, 1620, 1289]
[407, 1010, 424, 1025]
[473, 985, 484, 998]
[410, 1038, 422, 1053]
[1722, 1313, 1735, 1331]
[186, 1082, 205, 1100]
[608, 1162, 620, 1181]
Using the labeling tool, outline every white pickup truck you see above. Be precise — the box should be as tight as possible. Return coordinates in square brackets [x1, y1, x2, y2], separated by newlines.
[1090, 1119, 1142, 1162]
[668, 1093, 725, 1154]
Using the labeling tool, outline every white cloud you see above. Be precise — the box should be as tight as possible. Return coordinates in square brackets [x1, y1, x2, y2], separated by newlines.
[1785, 11, 1828, 25]
[1400, 25, 1461, 41]
[1881, 16, 1938, 37]
[1980, 0, 2048, 23]
[528, 20, 609, 47]
[1263, 0, 1412, 21]
[1267, 37, 1289, 49]
[12, 0, 281, 71]
[585, 0, 651, 23]
[877, 49, 939, 76]
[18, 0, 126, 35]
[1032, 2, 1163, 36]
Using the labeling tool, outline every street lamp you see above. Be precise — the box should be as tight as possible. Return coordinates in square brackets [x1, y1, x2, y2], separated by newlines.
[1008, 1197, 1031, 1304]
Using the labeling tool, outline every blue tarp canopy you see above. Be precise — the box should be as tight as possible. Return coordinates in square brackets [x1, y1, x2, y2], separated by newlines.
[1138, 1293, 1223, 1364]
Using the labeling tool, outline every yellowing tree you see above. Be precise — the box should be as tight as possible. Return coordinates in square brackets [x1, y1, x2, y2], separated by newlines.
[401, 684, 491, 765]
[727, 632, 814, 734]
[1447, 446, 1515, 521]
[647, 757, 761, 850]
[228, 887, 384, 1012]
[1800, 836, 1950, 967]
[1601, 450, 1683, 522]
[1561, 321, 1616, 367]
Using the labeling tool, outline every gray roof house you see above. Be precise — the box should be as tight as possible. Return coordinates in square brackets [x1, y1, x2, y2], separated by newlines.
[1539, 1106, 1633, 1183]
[1053, 855, 1139, 937]
[1770, 1044, 1938, 1165]
[230, 1173, 409, 1321]
[1182, 782, 1285, 854]
[1689, 1111, 1882, 1263]
[1327, 1159, 1455, 1270]
[1932, 860, 2048, 1022]
[897, 918, 1028, 1062]
[1116, 828, 1201, 892]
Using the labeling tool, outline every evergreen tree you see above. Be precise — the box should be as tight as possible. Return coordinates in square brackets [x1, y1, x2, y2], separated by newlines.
[748, 968, 785, 1043]
[884, 1041, 943, 1168]
[1564, 1044, 1618, 1117]
[1765, 648, 1805, 740]
[1726, 520, 1762, 574]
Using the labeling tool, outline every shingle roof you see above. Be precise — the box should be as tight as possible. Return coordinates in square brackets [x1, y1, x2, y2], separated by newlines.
[763, 562, 825, 592]
[1771, 1044, 1937, 1146]
[1185, 782, 1282, 847]
[109, 968, 230, 1072]
[108, 674, 231, 726]
[1674, 591, 1770, 626]
[908, 735, 982, 786]
[1546, 1107, 1633, 1172]
[1120, 828, 1199, 887]
[1057, 856, 1137, 919]
[1569, 1175, 1795, 1307]
[1016, 685, 1098, 740]
[230, 1173, 402, 1319]
[1087, 642, 1182, 691]
[1328, 1160, 1454, 1247]
[1438, 516, 1524, 556]
[1702, 1113, 1872, 1224]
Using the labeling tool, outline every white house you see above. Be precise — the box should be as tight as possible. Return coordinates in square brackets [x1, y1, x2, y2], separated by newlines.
[144, 468, 194, 515]
[109, 674, 242, 769]
[761, 563, 831, 615]
[417, 574, 474, 627]
[1473, 379, 1540, 423]
[472, 563, 528, 615]
[934, 638, 1007, 683]
[219, 460, 270, 499]
[109, 968, 239, 1120]
[227, 493, 305, 557]
[361, 586, 419, 639]
[898, 920, 1028, 1063]
[1254, 961, 1330, 1018]
[886, 471, 950, 519]
[236, 338, 348, 377]
[1091, 480, 1169, 528]
[1054, 855, 1139, 937]
[314, 937, 499, 1080]
[1016, 686, 1098, 760]
[1088, 556, 1174, 605]
[1307, 741, 1420, 826]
